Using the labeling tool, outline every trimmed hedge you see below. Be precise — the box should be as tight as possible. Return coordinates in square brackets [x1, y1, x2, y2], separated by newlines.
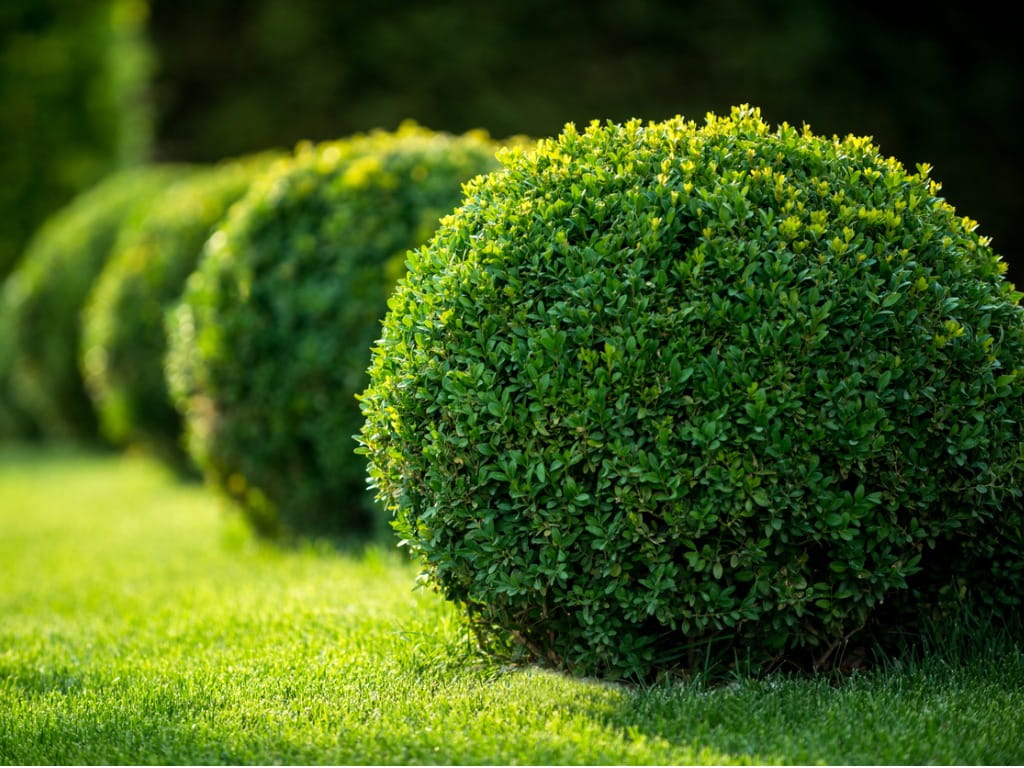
[81, 155, 276, 465]
[359, 106, 1024, 679]
[166, 124, 505, 539]
[2, 165, 191, 441]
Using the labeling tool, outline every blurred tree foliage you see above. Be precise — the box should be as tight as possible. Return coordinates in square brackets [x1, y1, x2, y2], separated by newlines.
[0, 0, 153, 281]
[149, 0, 1022, 281]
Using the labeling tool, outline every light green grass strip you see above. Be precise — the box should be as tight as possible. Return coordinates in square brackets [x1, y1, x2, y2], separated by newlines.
[1, 446, 1022, 765]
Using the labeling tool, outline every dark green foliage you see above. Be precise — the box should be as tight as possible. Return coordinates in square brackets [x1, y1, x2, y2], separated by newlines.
[0, 0, 152, 281]
[81, 155, 276, 465]
[0, 306, 38, 442]
[359, 106, 1024, 680]
[149, 0, 1024, 288]
[1, 166, 191, 442]
[166, 125, 504, 539]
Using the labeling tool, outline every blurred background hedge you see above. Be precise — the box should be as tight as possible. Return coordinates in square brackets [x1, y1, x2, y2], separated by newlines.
[0, 0, 152, 281]
[3, 0, 1022, 295]
[146, 0, 1023, 283]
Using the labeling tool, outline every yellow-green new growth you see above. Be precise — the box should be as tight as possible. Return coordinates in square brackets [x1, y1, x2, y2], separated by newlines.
[360, 105, 1024, 680]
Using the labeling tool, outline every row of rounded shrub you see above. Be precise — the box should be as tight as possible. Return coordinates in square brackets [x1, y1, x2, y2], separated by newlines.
[3, 106, 1023, 681]
[0, 123, 507, 542]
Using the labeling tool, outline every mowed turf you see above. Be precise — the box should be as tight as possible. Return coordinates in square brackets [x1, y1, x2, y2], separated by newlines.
[1, 445, 1022, 764]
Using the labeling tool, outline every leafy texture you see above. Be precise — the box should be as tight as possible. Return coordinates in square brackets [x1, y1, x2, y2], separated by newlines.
[166, 124, 505, 539]
[360, 105, 1024, 680]
[81, 155, 276, 466]
[1, 165, 191, 442]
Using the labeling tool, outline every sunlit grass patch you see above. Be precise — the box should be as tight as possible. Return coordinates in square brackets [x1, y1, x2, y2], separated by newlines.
[1, 446, 1021, 764]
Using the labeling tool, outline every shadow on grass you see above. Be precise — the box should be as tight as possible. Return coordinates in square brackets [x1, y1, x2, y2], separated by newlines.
[4, 636, 1022, 765]
[595, 622, 1024, 766]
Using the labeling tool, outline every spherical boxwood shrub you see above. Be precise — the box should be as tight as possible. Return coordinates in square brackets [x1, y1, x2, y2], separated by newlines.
[81, 154, 277, 465]
[165, 124, 505, 539]
[359, 105, 1024, 679]
[2, 165, 191, 441]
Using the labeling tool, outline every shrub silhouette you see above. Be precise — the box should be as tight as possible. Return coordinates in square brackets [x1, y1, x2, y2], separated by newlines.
[1, 165, 191, 441]
[167, 124, 505, 539]
[81, 155, 277, 466]
[359, 106, 1024, 679]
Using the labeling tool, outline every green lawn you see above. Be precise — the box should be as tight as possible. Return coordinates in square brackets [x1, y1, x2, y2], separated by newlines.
[1, 446, 1022, 765]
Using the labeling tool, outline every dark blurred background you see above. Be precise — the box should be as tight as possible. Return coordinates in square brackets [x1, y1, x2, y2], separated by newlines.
[4, 0, 1022, 283]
